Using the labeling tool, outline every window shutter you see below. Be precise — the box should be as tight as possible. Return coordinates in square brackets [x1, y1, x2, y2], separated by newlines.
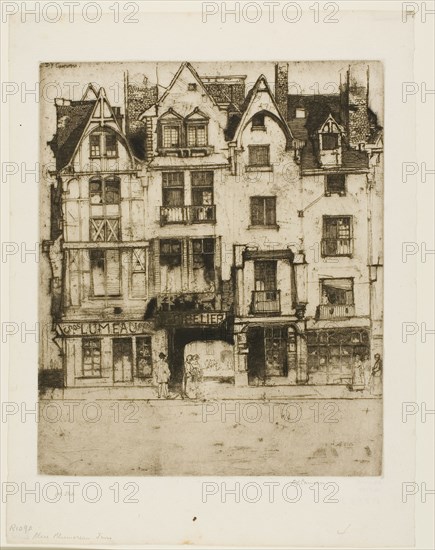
[106, 249, 120, 296]
[153, 239, 161, 293]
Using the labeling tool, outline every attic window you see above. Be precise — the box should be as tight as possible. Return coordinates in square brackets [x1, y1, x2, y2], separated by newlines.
[252, 113, 265, 130]
[322, 133, 339, 150]
[295, 108, 306, 119]
[89, 128, 118, 159]
[188, 83, 197, 91]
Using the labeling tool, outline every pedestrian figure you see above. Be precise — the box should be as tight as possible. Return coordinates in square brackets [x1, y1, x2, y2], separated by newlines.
[370, 353, 383, 396]
[190, 354, 203, 399]
[182, 354, 193, 398]
[363, 355, 371, 389]
[352, 354, 365, 390]
[155, 352, 171, 398]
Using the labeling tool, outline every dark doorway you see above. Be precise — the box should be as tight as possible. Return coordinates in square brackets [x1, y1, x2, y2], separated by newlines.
[247, 326, 288, 384]
[168, 327, 227, 388]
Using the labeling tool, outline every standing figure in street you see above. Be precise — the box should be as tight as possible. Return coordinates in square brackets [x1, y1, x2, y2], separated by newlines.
[190, 354, 203, 399]
[155, 352, 171, 398]
[363, 354, 371, 390]
[352, 354, 365, 390]
[370, 353, 383, 396]
[182, 354, 193, 398]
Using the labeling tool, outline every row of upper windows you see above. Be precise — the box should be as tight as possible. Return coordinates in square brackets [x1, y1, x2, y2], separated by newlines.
[85, 172, 346, 206]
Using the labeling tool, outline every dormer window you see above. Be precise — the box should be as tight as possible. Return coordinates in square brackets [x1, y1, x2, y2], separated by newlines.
[185, 108, 209, 147]
[295, 108, 306, 119]
[322, 133, 339, 150]
[158, 109, 183, 150]
[187, 124, 207, 146]
[89, 127, 119, 159]
[252, 112, 265, 130]
[163, 126, 180, 148]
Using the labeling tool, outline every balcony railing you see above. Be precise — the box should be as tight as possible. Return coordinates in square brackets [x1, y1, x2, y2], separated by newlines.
[321, 238, 353, 256]
[160, 205, 216, 225]
[160, 206, 187, 225]
[251, 290, 281, 315]
[318, 304, 355, 319]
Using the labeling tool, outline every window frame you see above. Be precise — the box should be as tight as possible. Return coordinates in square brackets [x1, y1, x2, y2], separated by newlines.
[248, 144, 270, 167]
[320, 278, 354, 306]
[160, 239, 182, 267]
[89, 128, 119, 159]
[89, 248, 121, 298]
[321, 133, 339, 151]
[162, 171, 185, 207]
[322, 215, 353, 257]
[249, 196, 277, 227]
[82, 338, 102, 378]
[325, 173, 346, 196]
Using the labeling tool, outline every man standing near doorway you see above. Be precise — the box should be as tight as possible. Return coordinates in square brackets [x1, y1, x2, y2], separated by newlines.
[155, 352, 171, 398]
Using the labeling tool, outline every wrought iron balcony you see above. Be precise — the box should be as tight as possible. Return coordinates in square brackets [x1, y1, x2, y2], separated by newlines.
[160, 205, 216, 225]
[321, 238, 353, 256]
[318, 304, 355, 319]
[251, 290, 281, 315]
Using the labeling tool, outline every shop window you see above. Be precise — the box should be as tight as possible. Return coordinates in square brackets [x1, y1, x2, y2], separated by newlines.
[307, 329, 370, 384]
[90, 249, 120, 297]
[248, 145, 270, 167]
[136, 337, 153, 378]
[326, 174, 346, 195]
[160, 239, 182, 267]
[82, 339, 102, 377]
[131, 249, 147, 298]
[250, 196, 276, 226]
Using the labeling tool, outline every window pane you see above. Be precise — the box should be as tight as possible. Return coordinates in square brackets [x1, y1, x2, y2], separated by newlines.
[82, 339, 101, 376]
[163, 126, 180, 147]
[163, 188, 184, 207]
[160, 239, 182, 267]
[136, 337, 152, 377]
[326, 174, 346, 193]
[250, 197, 264, 225]
[322, 279, 354, 305]
[249, 145, 269, 166]
[90, 134, 101, 157]
[89, 178, 103, 204]
[322, 133, 339, 150]
[252, 113, 265, 127]
[105, 133, 117, 157]
[162, 172, 184, 187]
[254, 261, 277, 290]
[191, 171, 213, 186]
[105, 178, 120, 204]
[265, 197, 276, 225]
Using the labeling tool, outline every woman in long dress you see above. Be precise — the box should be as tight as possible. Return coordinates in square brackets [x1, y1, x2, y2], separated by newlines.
[370, 353, 383, 396]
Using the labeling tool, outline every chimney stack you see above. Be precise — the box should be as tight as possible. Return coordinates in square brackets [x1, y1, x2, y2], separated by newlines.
[275, 62, 289, 120]
[346, 66, 370, 148]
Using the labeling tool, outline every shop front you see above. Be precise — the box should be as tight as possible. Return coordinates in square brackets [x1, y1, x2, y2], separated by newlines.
[306, 327, 370, 385]
[56, 320, 166, 387]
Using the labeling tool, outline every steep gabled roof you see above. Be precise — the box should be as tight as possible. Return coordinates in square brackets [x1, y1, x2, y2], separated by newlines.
[49, 100, 96, 170]
[49, 87, 133, 171]
[139, 62, 220, 119]
[226, 75, 294, 146]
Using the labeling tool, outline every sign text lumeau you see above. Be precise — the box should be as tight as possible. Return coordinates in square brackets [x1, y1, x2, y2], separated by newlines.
[56, 321, 150, 337]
